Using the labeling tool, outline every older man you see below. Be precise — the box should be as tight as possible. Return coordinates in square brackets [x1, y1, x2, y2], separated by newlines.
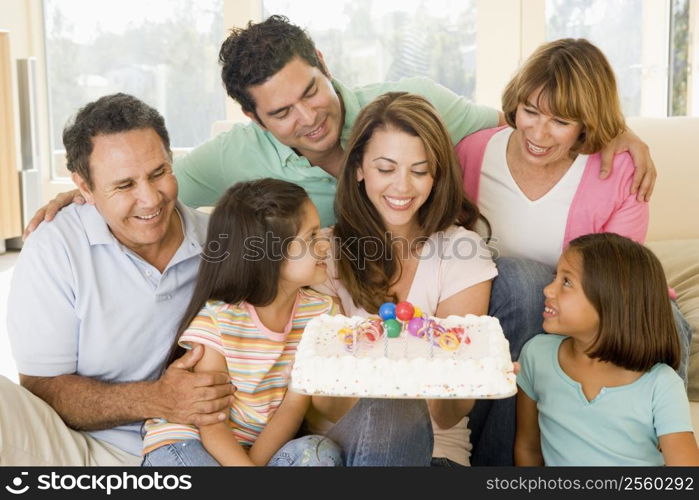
[1, 94, 234, 466]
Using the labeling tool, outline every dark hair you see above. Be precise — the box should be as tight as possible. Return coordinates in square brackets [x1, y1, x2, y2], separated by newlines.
[334, 92, 485, 313]
[219, 15, 327, 119]
[62, 93, 171, 188]
[568, 233, 680, 371]
[167, 178, 309, 365]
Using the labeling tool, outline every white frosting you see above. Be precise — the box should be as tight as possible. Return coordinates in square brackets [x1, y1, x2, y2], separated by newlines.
[290, 314, 517, 399]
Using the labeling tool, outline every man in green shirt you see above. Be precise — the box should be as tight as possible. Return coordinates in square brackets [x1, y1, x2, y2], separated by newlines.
[175, 15, 498, 227]
[172, 15, 654, 227]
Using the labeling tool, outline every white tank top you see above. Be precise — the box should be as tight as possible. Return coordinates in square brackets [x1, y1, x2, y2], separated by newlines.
[478, 127, 587, 269]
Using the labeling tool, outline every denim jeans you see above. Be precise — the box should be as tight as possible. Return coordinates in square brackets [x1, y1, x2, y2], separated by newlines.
[430, 457, 467, 468]
[141, 434, 341, 467]
[468, 257, 694, 466]
[267, 435, 342, 466]
[469, 257, 552, 466]
[672, 299, 693, 387]
[324, 398, 433, 466]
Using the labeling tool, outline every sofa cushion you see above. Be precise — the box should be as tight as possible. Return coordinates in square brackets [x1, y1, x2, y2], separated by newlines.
[646, 239, 699, 400]
[627, 117, 699, 241]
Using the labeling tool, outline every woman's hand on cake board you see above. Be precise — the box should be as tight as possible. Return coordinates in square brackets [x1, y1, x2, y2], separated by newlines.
[428, 363, 519, 429]
[429, 280, 492, 430]
[311, 396, 359, 423]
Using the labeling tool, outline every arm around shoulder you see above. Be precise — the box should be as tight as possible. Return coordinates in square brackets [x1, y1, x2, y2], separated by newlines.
[174, 128, 249, 208]
[395, 76, 500, 143]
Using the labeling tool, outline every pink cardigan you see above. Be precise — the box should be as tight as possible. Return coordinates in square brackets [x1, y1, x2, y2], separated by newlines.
[455, 126, 649, 247]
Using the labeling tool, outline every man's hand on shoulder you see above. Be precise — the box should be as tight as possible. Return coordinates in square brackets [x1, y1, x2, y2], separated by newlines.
[23, 189, 85, 240]
[155, 345, 236, 427]
[599, 128, 656, 202]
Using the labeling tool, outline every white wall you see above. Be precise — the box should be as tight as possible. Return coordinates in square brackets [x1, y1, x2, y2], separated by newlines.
[0, 0, 70, 204]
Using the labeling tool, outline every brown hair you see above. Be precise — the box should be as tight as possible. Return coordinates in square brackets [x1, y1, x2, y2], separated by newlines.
[502, 38, 626, 154]
[166, 178, 309, 366]
[568, 233, 680, 371]
[333, 92, 484, 313]
[63, 93, 171, 188]
[219, 15, 327, 121]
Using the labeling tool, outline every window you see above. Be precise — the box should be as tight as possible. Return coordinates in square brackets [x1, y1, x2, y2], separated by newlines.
[545, 0, 688, 117]
[43, 0, 226, 178]
[547, 0, 646, 116]
[669, 0, 690, 116]
[262, 0, 477, 99]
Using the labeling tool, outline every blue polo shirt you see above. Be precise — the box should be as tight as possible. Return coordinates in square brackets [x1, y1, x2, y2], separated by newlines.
[7, 202, 208, 456]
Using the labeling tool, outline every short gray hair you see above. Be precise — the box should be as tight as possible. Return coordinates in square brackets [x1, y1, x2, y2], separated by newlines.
[62, 93, 171, 187]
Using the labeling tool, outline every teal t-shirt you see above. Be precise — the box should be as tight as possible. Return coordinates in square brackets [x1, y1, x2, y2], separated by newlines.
[518, 334, 693, 466]
[173, 77, 499, 227]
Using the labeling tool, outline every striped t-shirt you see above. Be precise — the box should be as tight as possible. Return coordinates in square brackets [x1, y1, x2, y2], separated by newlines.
[142, 288, 335, 455]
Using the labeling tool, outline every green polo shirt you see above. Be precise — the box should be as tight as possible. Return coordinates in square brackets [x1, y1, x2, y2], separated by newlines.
[174, 77, 498, 227]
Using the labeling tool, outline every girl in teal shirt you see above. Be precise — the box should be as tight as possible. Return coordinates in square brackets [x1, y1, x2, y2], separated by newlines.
[516, 233, 699, 466]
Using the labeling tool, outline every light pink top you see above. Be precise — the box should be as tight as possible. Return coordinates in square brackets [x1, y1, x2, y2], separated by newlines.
[312, 224, 497, 465]
[313, 225, 497, 318]
[456, 126, 649, 248]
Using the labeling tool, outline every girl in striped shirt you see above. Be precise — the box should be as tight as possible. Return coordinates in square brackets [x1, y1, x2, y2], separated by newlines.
[142, 178, 341, 466]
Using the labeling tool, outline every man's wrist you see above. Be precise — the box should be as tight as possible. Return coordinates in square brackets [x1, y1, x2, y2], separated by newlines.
[135, 379, 167, 420]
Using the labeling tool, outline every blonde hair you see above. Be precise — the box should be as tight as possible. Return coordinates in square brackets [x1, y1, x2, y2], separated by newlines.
[502, 38, 626, 154]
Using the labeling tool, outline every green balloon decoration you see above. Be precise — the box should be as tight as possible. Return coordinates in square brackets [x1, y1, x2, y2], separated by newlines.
[385, 319, 401, 338]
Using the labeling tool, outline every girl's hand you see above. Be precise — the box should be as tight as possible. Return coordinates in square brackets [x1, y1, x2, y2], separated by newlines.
[599, 128, 656, 202]
[249, 391, 311, 466]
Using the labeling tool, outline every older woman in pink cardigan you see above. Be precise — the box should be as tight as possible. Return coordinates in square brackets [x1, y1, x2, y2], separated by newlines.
[457, 38, 647, 267]
[456, 38, 691, 466]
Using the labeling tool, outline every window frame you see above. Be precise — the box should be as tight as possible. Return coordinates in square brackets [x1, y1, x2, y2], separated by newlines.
[26, 0, 699, 197]
[40, 0, 235, 184]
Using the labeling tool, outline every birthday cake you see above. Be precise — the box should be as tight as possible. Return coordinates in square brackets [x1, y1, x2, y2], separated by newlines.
[290, 302, 516, 399]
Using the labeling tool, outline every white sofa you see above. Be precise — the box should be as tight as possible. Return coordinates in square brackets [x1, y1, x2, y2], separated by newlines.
[211, 117, 699, 440]
[627, 117, 699, 439]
